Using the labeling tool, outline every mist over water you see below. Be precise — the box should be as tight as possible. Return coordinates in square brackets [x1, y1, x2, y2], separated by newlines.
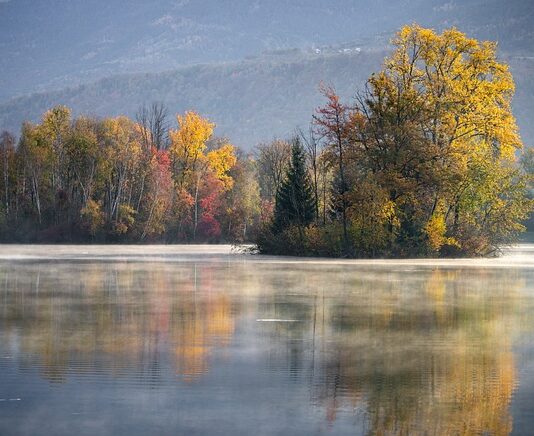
[1, 245, 534, 435]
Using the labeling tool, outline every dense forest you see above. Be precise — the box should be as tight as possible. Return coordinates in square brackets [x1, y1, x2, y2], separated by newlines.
[0, 105, 264, 243]
[0, 25, 532, 256]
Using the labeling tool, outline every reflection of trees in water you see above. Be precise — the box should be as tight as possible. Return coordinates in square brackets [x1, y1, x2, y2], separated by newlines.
[0, 261, 531, 434]
[0, 263, 240, 383]
[173, 292, 235, 381]
[260, 267, 526, 435]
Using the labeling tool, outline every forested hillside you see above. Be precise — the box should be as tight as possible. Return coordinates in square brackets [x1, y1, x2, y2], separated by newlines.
[1, 49, 534, 148]
[0, 50, 384, 148]
[1, 0, 533, 147]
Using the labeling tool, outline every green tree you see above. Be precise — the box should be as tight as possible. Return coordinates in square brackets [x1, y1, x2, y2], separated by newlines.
[273, 137, 316, 233]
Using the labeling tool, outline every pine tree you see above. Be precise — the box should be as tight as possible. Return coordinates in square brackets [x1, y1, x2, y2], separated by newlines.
[273, 137, 316, 232]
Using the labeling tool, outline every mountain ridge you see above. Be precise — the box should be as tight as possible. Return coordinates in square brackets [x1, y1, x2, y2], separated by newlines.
[1, 0, 533, 100]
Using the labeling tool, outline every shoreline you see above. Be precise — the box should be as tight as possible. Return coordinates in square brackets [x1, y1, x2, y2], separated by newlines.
[0, 243, 533, 269]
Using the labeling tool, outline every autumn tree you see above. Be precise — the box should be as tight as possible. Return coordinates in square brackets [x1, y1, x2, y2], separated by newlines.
[40, 106, 73, 224]
[169, 112, 237, 240]
[196, 139, 238, 240]
[139, 149, 173, 240]
[17, 122, 54, 225]
[353, 25, 531, 255]
[169, 111, 214, 188]
[314, 85, 352, 250]
[65, 117, 101, 213]
[222, 152, 261, 241]
[97, 116, 143, 235]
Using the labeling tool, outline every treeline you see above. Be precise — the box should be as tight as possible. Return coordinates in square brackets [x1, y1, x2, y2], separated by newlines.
[1, 25, 532, 255]
[0, 105, 263, 242]
[258, 25, 533, 257]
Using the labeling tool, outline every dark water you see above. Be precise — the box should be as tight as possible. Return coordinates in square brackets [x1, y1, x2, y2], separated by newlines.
[1, 245, 534, 435]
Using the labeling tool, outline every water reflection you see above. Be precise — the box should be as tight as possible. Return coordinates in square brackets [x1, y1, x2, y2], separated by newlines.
[1, 263, 238, 385]
[0, 254, 533, 435]
[304, 269, 521, 434]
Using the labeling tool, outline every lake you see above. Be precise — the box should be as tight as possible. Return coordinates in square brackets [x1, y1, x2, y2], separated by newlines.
[1, 245, 534, 435]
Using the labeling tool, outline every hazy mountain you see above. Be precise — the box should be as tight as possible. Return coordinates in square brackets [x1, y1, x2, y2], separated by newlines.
[0, 49, 383, 147]
[1, 0, 533, 100]
[2, 48, 533, 149]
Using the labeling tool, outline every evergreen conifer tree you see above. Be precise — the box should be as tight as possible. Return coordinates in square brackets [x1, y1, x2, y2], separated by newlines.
[273, 137, 316, 232]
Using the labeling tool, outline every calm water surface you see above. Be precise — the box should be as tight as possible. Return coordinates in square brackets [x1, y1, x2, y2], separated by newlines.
[1, 245, 534, 435]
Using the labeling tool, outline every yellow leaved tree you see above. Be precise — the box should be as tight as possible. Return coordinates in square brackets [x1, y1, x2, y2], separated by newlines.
[169, 111, 237, 239]
[348, 24, 532, 255]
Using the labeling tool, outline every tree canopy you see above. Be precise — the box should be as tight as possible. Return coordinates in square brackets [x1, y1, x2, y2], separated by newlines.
[0, 108, 261, 243]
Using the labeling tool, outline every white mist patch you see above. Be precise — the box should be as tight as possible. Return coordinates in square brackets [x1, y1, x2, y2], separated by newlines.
[1, 244, 534, 269]
[256, 319, 299, 323]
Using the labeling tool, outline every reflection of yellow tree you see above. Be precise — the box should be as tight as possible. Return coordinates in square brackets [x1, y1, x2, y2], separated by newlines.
[173, 293, 234, 381]
[284, 267, 527, 435]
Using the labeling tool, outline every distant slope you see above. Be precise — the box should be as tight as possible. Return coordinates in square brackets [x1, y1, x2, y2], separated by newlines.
[1, 0, 533, 100]
[0, 50, 385, 147]
[1, 49, 533, 149]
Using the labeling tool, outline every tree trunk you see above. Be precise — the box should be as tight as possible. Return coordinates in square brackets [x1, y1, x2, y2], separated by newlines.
[193, 174, 200, 240]
[337, 133, 348, 252]
[31, 172, 41, 224]
[3, 151, 9, 215]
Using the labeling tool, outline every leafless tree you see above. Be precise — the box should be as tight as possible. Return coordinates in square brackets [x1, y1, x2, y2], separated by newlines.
[136, 102, 170, 150]
[0, 131, 15, 215]
[255, 139, 292, 201]
[298, 126, 321, 223]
